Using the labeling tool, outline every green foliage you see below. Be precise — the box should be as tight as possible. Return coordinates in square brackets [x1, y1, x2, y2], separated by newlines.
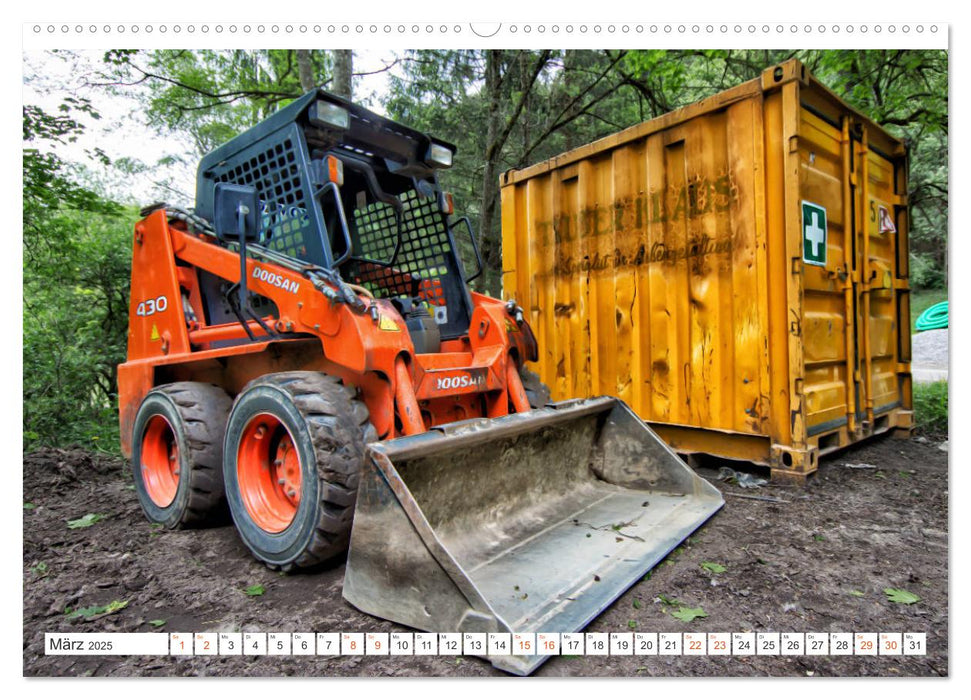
[911, 253, 947, 291]
[23, 100, 131, 452]
[701, 562, 726, 574]
[100, 50, 336, 155]
[23, 207, 132, 450]
[883, 588, 921, 605]
[66, 513, 106, 529]
[65, 599, 128, 620]
[913, 380, 948, 435]
[657, 594, 683, 607]
[670, 606, 708, 622]
[244, 584, 266, 596]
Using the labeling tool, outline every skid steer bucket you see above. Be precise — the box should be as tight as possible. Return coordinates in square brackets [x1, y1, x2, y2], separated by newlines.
[343, 397, 723, 675]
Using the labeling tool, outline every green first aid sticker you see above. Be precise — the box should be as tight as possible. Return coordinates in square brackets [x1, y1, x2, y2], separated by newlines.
[802, 201, 827, 266]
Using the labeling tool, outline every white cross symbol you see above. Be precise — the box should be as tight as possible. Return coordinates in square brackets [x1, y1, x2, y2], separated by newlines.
[806, 211, 826, 258]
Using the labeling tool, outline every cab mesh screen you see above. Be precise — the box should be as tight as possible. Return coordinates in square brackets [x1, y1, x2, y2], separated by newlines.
[348, 190, 450, 306]
[210, 125, 322, 265]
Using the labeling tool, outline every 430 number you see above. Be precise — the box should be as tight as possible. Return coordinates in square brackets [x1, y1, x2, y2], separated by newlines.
[136, 295, 168, 317]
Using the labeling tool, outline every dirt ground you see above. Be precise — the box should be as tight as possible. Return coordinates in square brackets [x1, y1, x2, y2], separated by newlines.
[23, 433, 948, 678]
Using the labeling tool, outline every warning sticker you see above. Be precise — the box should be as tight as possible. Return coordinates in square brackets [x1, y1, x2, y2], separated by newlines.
[377, 316, 401, 332]
[801, 201, 828, 267]
[878, 205, 897, 234]
[150, 324, 161, 341]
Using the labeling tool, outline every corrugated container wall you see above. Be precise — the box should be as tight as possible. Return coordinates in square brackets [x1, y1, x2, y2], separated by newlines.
[500, 60, 913, 481]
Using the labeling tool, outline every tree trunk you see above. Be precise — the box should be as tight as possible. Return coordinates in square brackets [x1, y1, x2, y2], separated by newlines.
[478, 50, 504, 297]
[562, 50, 580, 150]
[332, 50, 354, 99]
[297, 50, 315, 91]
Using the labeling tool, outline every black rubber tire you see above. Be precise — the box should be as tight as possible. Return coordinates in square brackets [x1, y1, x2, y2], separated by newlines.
[222, 372, 377, 571]
[520, 368, 551, 409]
[131, 382, 233, 529]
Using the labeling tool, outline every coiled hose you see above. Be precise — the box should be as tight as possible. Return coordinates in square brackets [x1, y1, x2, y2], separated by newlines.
[915, 300, 948, 331]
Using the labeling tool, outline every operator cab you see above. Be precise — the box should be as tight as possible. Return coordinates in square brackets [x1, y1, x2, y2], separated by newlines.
[195, 89, 481, 351]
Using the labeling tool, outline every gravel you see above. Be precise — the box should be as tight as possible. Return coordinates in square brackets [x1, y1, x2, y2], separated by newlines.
[911, 328, 949, 369]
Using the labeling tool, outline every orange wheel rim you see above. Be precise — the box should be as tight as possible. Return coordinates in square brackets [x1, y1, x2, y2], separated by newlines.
[237, 413, 302, 533]
[141, 415, 180, 507]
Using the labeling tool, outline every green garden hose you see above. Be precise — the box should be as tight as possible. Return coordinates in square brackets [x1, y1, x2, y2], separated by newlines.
[915, 301, 948, 331]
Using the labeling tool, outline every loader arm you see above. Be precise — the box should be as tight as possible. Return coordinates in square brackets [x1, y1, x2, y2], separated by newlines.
[120, 209, 533, 451]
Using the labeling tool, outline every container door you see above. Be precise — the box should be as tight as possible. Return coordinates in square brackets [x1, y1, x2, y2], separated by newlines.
[797, 109, 858, 440]
[853, 126, 909, 429]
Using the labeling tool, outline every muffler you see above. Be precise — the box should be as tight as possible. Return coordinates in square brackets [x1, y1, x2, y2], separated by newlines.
[342, 397, 723, 675]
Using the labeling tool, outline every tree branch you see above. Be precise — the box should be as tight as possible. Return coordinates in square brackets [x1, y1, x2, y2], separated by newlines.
[485, 50, 552, 161]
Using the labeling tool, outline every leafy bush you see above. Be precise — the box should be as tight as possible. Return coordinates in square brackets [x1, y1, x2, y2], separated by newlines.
[913, 380, 948, 435]
[23, 208, 133, 452]
[910, 253, 947, 291]
[23, 101, 132, 453]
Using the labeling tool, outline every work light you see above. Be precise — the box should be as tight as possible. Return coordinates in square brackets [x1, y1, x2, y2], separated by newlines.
[309, 100, 351, 131]
[426, 142, 454, 168]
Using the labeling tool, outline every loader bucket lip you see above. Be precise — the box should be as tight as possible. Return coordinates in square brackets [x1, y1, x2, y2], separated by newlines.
[140, 414, 180, 508]
[344, 397, 724, 675]
[368, 396, 619, 461]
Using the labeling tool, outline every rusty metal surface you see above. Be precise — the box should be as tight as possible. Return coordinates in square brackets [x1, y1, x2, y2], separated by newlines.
[342, 398, 723, 675]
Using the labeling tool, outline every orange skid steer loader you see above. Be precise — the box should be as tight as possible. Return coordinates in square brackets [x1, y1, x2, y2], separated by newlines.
[118, 90, 722, 674]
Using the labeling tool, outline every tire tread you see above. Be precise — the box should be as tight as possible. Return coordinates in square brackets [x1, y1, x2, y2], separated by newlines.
[136, 382, 232, 528]
[234, 371, 376, 570]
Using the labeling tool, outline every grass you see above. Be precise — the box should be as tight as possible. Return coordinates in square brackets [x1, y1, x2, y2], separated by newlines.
[913, 380, 948, 435]
[911, 288, 948, 334]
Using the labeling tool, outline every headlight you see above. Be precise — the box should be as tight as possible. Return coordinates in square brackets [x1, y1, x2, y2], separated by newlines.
[427, 142, 454, 168]
[309, 100, 350, 130]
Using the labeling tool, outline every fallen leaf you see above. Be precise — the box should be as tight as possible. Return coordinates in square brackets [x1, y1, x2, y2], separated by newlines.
[67, 513, 106, 529]
[701, 562, 726, 574]
[66, 600, 128, 621]
[671, 606, 708, 622]
[244, 584, 266, 596]
[884, 588, 920, 605]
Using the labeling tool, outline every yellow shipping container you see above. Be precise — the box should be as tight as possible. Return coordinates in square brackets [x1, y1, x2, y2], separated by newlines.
[501, 60, 913, 481]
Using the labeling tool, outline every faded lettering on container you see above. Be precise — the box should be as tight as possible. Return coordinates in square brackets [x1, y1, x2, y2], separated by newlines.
[532, 174, 737, 246]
